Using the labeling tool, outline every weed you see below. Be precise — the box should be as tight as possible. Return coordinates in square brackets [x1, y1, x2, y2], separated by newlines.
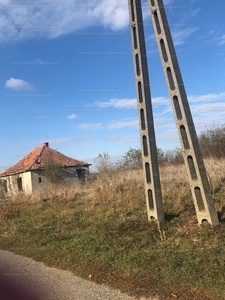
[0, 160, 225, 299]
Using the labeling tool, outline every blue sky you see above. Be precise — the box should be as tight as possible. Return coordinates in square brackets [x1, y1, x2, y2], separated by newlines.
[0, 0, 225, 171]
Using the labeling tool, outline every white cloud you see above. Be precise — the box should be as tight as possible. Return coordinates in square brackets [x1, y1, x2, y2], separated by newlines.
[112, 133, 140, 144]
[5, 78, 33, 90]
[142, 1, 151, 21]
[218, 35, 225, 45]
[163, 0, 173, 5]
[78, 123, 103, 130]
[156, 128, 179, 144]
[107, 118, 138, 129]
[48, 137, 71, 144]
[154, 116, 174, 128]
[92, 98, 136, 109]
[0, 0, 129, 42]
[188, 92, 225, 103]
[92, 0, 129, 31]
[152, 96, 170, 106]
[157, 92, 225, 135]
[190, 8, 201, 17]
[90, 96, 170, 110]
[0, 0, 10, 5]
[67, 113, 78, 120]
[171, 27, 198, 46]
[191, 103, 225, 115]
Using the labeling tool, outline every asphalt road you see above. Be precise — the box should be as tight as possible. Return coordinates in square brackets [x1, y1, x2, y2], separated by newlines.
[0, 250, 158, 300]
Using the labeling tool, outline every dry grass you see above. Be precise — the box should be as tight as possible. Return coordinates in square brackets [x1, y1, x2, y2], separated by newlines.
[3, 158, 225, 217]
[2, 158, 224, 233]
[1, 161, 225, 299]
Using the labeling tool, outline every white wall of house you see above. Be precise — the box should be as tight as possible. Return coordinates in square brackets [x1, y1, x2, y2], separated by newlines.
[31, 166, 89, 191]
[1, 171, 32, 195]
[1, 166, 89, 196]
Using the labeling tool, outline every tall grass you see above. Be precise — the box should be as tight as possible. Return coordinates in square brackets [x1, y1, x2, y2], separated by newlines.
[1, 159, 225, 299]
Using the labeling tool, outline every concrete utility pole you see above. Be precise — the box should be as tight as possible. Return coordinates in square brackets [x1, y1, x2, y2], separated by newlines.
[146, 0, 219, 226]
[128, 0, 164, 221]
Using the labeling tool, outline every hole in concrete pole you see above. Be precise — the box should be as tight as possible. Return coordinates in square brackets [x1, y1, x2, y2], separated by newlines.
[145, 162, 151, 183]
[153, 11, 161, 35]
[150, 216, 155, 220]
[132, 26, 138, 49]
[140, 108, 146, 130]
[173, 95, 182, 120]
[180, 125, 190, 149]
[136, 54, 140, 76]
[166, 67, 175, 90]
[160, 39, 168, 62]
[194, 187, 205, 212]
[143, 135, 148, 156]
[138, 81, 143, 103]
[187, 155, 197, 180]
[150, 0, 155, 6]
[201, 219, 209, 226]
[148, 189, 154, 210]
[130, 0, 135, 22]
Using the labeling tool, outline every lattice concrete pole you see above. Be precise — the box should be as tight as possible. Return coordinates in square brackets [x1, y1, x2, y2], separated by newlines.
[128, 0, 164, 221]
[148, 0, 219, 225]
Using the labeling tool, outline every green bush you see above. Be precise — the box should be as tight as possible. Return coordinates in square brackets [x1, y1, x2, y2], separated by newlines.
[116, 147, 142, 170]
[199, 125, 225, 159]
[43, 156, 64, 185]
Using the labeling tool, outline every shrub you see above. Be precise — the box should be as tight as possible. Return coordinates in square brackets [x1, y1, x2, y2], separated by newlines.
[94, 153, 115, 173]
[157, 147, 184, 166]
[43, 156, 64, 185]
[116, 147, 142, 170]
[199, 124, 225, 159]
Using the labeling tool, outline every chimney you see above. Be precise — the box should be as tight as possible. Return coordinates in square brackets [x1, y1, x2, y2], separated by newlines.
[44, 142, 49, 147]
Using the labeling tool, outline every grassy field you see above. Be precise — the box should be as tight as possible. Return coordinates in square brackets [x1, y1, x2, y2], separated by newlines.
[1, 159, 225, 299]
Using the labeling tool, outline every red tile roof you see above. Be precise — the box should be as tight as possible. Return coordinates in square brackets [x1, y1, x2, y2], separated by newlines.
[0, 142, 90, 177]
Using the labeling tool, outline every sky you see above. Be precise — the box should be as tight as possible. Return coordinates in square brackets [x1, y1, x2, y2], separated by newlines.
[0, 0, 225, 171]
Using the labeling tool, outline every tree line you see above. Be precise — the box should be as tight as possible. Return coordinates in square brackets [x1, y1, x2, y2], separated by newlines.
[94, 124, 225, 172]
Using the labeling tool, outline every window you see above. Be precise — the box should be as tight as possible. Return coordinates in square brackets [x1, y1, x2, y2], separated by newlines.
[3, 180, 7, 193]
[17, 177, 22, 191]
[77, 169, 85, 184]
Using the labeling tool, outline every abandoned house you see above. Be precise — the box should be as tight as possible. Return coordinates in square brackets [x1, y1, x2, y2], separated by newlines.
[0, 142, 91, 195]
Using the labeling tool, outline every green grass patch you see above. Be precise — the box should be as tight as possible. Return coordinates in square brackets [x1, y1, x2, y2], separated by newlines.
[1, 181, 225, 299]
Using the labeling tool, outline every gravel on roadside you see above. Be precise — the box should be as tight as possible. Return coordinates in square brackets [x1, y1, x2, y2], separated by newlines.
[0, 250, 159, 300]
